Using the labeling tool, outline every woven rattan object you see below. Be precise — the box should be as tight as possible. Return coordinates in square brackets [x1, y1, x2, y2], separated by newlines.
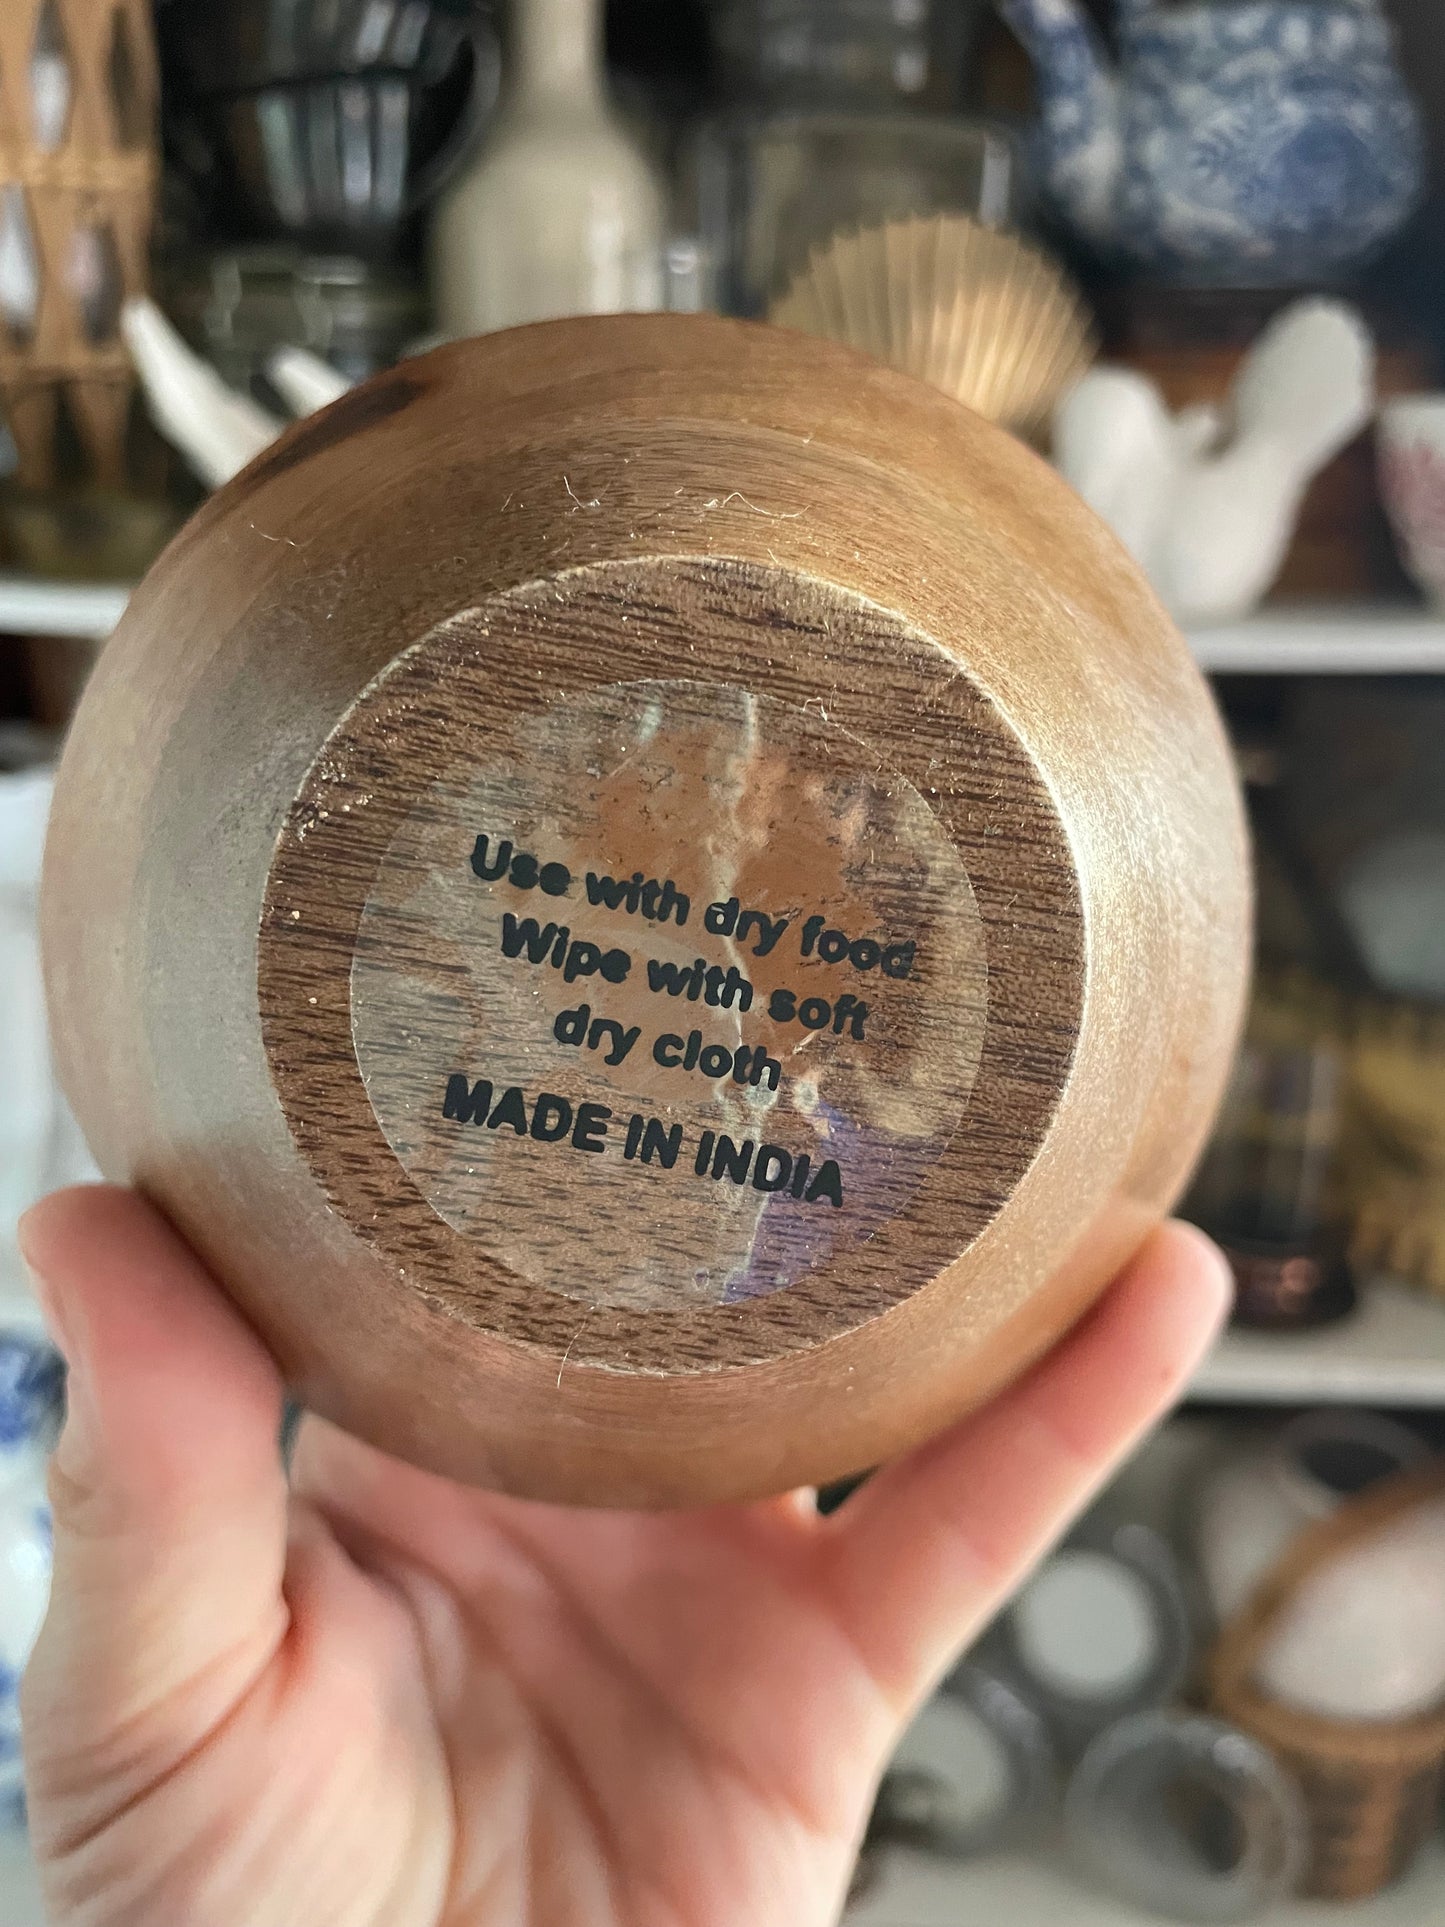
[1209, 1462, 1445, 1901]
[0, 0, 158, 490]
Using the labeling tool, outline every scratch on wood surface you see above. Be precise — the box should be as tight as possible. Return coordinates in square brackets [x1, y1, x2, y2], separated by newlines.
[702, 491, 806, 520]
[563, 475, 604, 511]
[557, 1313, 594, 1385]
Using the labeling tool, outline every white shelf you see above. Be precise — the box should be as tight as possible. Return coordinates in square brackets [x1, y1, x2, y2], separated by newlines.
[3, 583, 1445, 671]
[1190, 1277, 1445, 1408]
[0, 574, 130, 642]
[851, 1843, 1445, 1927]
[1189, 606, 1445, 674]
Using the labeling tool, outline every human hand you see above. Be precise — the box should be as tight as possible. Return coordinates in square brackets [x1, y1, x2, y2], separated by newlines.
[17, 1187, 1228, 1927]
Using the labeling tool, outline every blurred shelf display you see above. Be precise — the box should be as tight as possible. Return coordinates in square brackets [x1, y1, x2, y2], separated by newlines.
[1190, 607, 1445, 675]
[849, 1841, 1445, 1927]
[1191, 1277, 1445, 1408]
[708, 0, 984, 114]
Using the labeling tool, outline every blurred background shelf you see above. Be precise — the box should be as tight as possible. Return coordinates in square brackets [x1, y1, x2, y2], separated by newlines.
[1189, 606, 1445, 674]
[1190, 1277, 1445, 1407]
[850, 1842, 1445, 1927]
[7, 587, 1445, 676]
[1, 3, 1444, 1921]
[6, 583, 1445, 677]
[0, 1834, 42, 1927]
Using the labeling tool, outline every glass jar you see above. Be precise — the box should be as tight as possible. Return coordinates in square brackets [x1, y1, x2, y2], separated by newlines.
[688, 111, 1014, 317]
[163, 248, 430, 405]
[1185, 971, 1355, 1329]
[872, 1663, 1056, 1857]
[1065, 1711, 1307, 1924]
[984, 1516, 1196, 1757]
[690, 0, 1012, 317]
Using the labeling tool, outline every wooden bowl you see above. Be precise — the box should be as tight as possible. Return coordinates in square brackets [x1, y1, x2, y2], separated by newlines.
[41, 314, 1249, 1507]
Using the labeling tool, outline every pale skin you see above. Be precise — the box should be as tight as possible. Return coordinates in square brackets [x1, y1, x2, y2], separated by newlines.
[16, 1187, 1230, 1927]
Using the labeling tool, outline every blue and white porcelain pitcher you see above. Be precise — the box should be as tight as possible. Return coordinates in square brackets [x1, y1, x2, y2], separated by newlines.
[1000, 0, 1424, 284]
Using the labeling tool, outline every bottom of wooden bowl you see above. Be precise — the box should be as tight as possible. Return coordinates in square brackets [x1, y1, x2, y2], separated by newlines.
[258, 555, 1085, 1379]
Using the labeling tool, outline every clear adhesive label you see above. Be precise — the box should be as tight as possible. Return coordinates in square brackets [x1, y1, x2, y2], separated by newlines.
[351, 679, 986, 1311]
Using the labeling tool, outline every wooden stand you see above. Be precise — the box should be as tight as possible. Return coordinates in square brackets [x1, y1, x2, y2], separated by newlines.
[42, 314, 1250, 1506]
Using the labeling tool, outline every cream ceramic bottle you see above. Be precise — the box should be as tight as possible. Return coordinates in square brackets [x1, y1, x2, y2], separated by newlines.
[429, 0, 667, 334]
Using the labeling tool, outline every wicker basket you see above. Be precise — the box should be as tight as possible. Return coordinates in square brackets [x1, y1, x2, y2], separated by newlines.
[1208, 1462, 1445, 1902]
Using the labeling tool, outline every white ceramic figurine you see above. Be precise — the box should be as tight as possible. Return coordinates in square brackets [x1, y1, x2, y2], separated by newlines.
[1054, 299, 1374, 627]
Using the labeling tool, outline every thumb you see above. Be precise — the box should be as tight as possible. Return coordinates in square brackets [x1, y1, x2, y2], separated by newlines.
[16, 1186, 289, 1827]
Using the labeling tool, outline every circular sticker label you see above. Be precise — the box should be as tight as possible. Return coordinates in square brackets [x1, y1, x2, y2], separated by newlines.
[351, 679, 987, 1311]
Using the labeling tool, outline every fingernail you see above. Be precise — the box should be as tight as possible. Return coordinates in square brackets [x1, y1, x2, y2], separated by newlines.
[21, 1256, 100, 1481]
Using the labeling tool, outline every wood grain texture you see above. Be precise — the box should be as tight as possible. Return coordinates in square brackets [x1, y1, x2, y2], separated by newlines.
[41, 313, 1250, 1506]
